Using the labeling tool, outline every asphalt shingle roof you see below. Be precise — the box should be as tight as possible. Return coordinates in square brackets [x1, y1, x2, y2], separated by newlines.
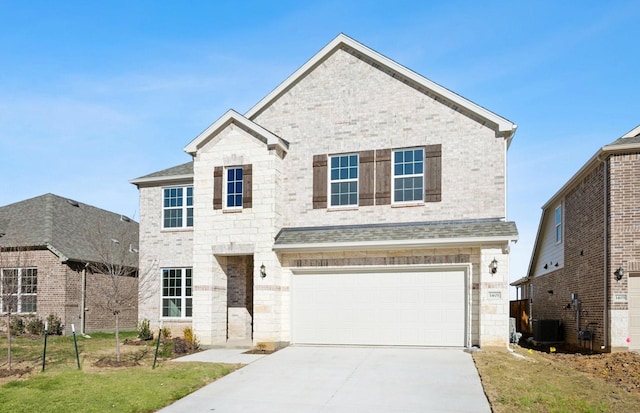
[132, 161, 193, 182]
[0, 194, 138, 266]
[274, 219, 518, 247]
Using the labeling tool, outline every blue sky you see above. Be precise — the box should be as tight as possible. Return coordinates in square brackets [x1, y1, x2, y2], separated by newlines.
[1, 1, 639, 289]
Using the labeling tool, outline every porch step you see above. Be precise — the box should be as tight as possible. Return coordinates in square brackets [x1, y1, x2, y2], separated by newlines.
[208, 339, 254, 349]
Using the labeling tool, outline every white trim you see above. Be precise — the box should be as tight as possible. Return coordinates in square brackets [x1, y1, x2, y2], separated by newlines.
[274, 235, 518, 252]
[130, 174, 193, 186]
[184, 109, 288, 155]
[245, 34, 516, 139]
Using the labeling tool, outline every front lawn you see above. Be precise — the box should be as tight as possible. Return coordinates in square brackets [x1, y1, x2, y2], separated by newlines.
[0, 331, 238, 412]
[474, 347, 640, 412]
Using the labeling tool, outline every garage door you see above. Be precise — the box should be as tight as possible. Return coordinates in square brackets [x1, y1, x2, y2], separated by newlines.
[291, 269, 466, 346]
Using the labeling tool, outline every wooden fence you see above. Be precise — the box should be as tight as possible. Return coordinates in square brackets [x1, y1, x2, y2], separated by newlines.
[510, 299, 532, 334]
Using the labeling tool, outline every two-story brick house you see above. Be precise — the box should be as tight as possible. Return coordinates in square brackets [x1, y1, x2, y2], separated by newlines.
[132, 34, 518, 348]
[514, 125, 640, 352]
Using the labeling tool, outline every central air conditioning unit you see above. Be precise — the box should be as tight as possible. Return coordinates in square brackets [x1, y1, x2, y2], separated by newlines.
[532, 319, 563, 342]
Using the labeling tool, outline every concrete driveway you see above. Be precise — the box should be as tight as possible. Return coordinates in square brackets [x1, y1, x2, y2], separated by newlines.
[158, 346, 490, 413]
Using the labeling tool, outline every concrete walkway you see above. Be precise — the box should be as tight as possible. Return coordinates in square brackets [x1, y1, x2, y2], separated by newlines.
[159, 346, 491, 413]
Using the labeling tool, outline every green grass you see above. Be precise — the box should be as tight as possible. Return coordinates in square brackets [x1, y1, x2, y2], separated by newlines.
[0, 331, 237, 412]
[474, 348, 639, 413]
[0, 362, 234, 413]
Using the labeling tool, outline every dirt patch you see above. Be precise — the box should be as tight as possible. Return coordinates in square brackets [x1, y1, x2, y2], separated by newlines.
[0, 366, 32, 379]
[93, 358, 139, 368]
[537, 350, 640, 394]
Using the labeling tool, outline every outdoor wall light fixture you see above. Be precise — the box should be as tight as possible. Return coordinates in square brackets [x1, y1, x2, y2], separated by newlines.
[614, 266, 625, 282]
[489, 258, 498, 275]
[260, 263, 267, 278]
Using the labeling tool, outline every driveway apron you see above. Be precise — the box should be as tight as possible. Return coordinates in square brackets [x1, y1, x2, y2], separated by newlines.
[158, 346, 491, 413]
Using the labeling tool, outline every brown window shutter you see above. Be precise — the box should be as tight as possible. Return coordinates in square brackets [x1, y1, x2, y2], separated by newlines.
[213, 166, 223, 210]
[242, 164, 252, 209]
[425, 144, 442, 202]
[359, 150, 374, 206]
[375, 149, 391, 205]
[312, 154, 327, 209]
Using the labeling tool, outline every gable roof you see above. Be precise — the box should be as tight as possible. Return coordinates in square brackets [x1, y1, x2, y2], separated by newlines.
[184, 109, 289, 156]
[0, 194, 138, 266]
[130, 161, 193, 186]
[526, 124, 640, 278]
[274, 219, 518, 252]
[245, 33, 517, 142]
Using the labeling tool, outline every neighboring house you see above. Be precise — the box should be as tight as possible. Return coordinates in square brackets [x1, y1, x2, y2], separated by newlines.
[514, 125, 640, 352]
[132, 34, 518, 348]
[0, 193, 139, 334]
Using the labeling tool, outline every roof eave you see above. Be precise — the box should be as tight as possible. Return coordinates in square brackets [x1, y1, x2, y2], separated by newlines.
[130, 174, 194, 187]
[273, 234, 518, 253]
[184, 109, 289, 156]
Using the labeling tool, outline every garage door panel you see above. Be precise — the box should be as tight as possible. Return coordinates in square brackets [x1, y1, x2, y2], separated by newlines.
[292, 270, 466, 346]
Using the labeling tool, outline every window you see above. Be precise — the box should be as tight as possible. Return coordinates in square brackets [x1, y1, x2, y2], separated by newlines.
[162, 268, 192, 318]
[555, 205, 562, 243]
[1, 268, 37, 313]
[163, 186, 193, 228]
[393, 148, 424, 203]
[226, 167, 243, 208]
[330, 154, 358, 206]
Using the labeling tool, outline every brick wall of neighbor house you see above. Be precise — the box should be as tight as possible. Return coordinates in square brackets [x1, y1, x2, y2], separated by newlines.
[531, 163, 606, 348]
[0, 249, 63, 329]
[251, 47, 507, 228]
[84, 271, 138, 332]
[609, 152, 640, 349]
[137, 184, 194, 334]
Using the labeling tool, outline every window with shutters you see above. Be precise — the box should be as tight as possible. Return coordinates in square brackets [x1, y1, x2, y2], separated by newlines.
[329, 154, 358, 207]
[226, 167, 243, 209]
[312, 145, 440, 209]
[163, 186, 193, 228]
[214, 164, 252, 211]
[392, 148, 424, 203]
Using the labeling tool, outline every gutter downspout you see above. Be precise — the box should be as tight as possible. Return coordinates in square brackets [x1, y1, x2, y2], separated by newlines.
[603, 157, 609, 350]
[81, 263, 88, 335]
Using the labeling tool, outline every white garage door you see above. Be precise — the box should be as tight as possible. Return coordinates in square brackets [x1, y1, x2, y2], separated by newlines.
[291, 269, 466, 346]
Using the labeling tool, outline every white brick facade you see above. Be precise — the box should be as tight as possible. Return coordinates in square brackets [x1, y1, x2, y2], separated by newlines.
[134, 35, 517, 348]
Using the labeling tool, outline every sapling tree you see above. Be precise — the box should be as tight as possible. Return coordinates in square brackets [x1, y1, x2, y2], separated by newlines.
[82, 215, 154, 362]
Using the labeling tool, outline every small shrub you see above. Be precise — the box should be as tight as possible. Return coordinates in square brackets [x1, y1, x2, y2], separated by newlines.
[161, 326, 172, 339]
[137, 318, 153, 341]
[9, 316, 24, 336]
[183, 326, 199, 349]
[46, 314, 64, 335]
[25, 316, 45, 335]
[158, 341, 173, 358]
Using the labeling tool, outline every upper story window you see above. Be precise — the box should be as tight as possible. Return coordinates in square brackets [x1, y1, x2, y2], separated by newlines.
[555, 204, 562, 243]
[163, 186, 193, 228]
[214, 165, 252, 211]
[226, 167, 243, 209]
[393, 148, 424, 203]
[1, 267, 37, 313]
[330, 154, 358, 207]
